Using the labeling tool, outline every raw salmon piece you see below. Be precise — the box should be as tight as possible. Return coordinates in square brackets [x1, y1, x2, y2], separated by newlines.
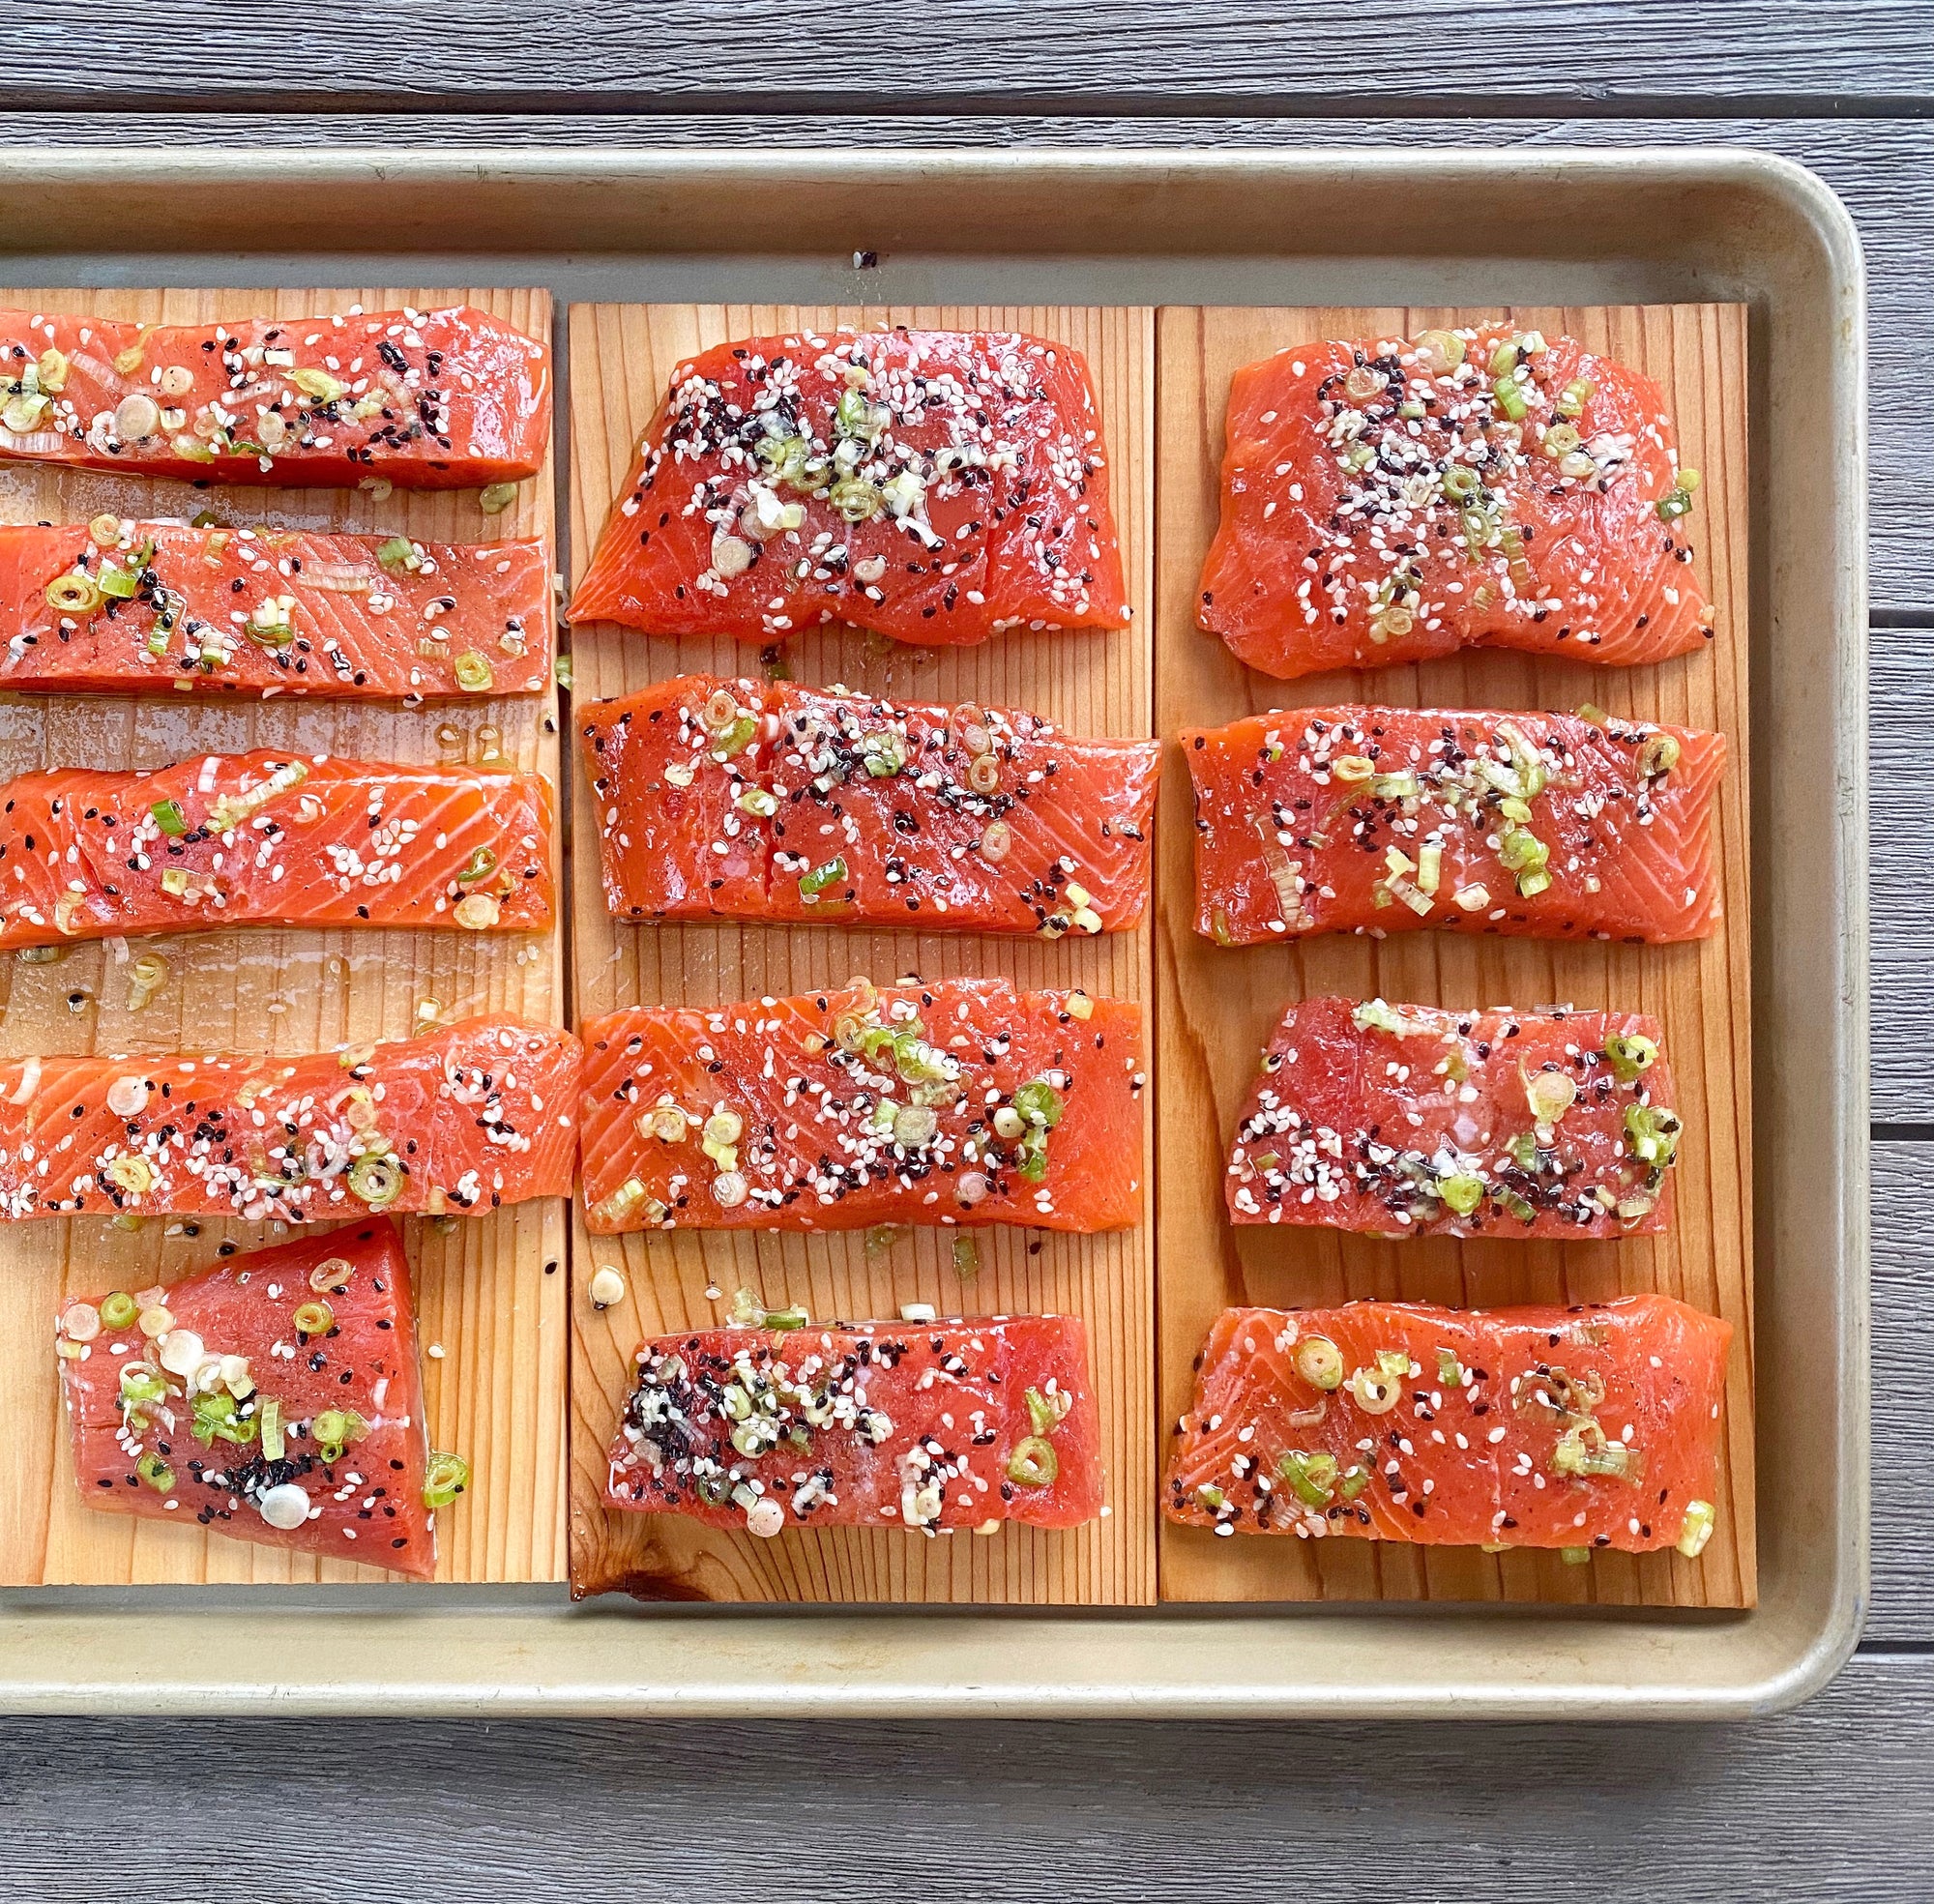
[1186, 704, 1724, 946]
[580, 673, 1159, 936]
[0, 520, 551, 699]
[1164, 1295, 1731, 1555]
[1198, 322, 1714, 679]
[1229, 997, 1681, 1240]
[0, 1015, 580, 1222]
[605, 1313, 1101, 1535]
[57, 1219, 439, 1577]
[0, 304, 549, 489]
[579, 977, 1145, 1235]
[0, 747, 555, 948]
[570, 328, 1128, 648]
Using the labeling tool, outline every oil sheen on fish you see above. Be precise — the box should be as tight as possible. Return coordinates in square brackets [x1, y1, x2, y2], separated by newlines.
[1185, 704, 1724, 946]
[0, 520, 551, 699]
[0, 1015, 580, 1221]
[579, 977, 1144, 1235]
[1197, 322, 1714, 678]
[570, 328, 1128, 647]
[0, 748, 555, 947]
[0, 304, 549, 488]
[1164, 1295, 1731, 1555]
[1228, 997, 1681, 1240]
[604, 1313, 1102, 1537]
[579, 673, 1159, 936]
[57, 1220, 440, 1576]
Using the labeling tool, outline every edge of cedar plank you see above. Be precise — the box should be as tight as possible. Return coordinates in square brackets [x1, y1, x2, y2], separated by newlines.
[1148, 304, 1754, 1611]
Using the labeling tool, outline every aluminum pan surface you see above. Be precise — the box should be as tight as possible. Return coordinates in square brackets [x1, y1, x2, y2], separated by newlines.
[0, 145, 1867, 1719]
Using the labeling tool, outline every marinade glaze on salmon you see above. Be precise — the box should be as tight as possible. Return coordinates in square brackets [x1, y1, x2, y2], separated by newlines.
[0, 748, 554, 948]
[1197, 322, 1714, 679]
[1164, 1295, 1731, 1556]
[1228, 998, 1682, 1240]
[570, 328, 1128, 648]
[579, 977, 1144, 1235]
[580, 674, 1159, 936]
[605, 1315, 1102, 1538]
[58, 1221, 439, 1576]
[1186, 705, 1724, 946]
[0, 1016, 579, 1221]
[0, 521, 551, 699]
[0, 304, 549, 488]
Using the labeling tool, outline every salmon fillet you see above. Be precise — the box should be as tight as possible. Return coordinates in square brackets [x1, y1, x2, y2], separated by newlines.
[0, 747, 555, 948]
[58, 1219, 440, 1577]
[579, 673, 1159, 936]
[1164, 1296, 1731, 1555]
[0, 520, 551, 699]
[1228, 997, 1680, 1240]
[0, 304, 549, 488]
[579, 977, 1145, 1235]
[0, 1015, 580, 1221]
[570, 328, 1128, 647]
[1185, 704, 1724, 946]
[1198, 322, 1714, 679]
[604, 1314, 1101, 1537]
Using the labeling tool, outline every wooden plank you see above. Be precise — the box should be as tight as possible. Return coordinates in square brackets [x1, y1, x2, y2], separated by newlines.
[0, 285, 568, 1587]
[1155, 305, 1755, 1607]
[565, 303, 1156, 1604]
[0, 1651, 1928, 1900]
[12, 3, 1934, 105]
[1866, 1143, 1926, 1641]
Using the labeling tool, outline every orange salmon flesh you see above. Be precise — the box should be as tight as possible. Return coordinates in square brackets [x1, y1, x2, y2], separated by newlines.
[1165, 1295, 1731, 1554]
[1185, 705, 1723, 946]
[1197, 323, 1713, 679]
[579, 673, 1158, 936]
[570, 328, 1128, 648]
[579, 977, 1144, 1235]
[0, 304, 549, 488]
[0, 522, 551, 699]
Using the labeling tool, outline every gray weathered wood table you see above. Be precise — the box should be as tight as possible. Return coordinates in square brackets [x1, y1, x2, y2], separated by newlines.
[2, 6, 1924, 1893]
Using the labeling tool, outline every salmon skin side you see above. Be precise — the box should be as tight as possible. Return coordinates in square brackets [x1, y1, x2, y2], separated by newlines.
[57, 1220, 438, 1577]
[1198, 321, 1714, 679]
[579, 977, 1145, 1235]
[580, 673, 1159, 936]
[0, 521, 551, 700]
[0, 304, 549, 488]
[570, 327, 1128, 648]
[1164, 1295, 1731, 1555]
[605, 1315, 1101, 1536]
[0, 1015, 580, 1222]
[0, 748, 555, 948]
[1229, 997, 1681, 1241]
[1186, 704, 1724, 946]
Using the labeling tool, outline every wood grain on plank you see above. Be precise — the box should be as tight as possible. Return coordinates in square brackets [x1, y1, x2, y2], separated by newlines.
[565, 303, 1156, 1605]
[1155, 305, 1754, 1608]
[0, 285, 568, 1588]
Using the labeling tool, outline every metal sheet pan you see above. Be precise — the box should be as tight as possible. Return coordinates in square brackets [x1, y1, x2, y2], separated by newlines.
[0, 146, 1866, 1718]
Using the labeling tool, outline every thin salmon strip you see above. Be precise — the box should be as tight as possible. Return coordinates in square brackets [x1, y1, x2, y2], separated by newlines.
[1198, 322, 1713, 679]
[1228, 998, 1681, 1240]
[0, 748, 554, 948]
[0, 1015, 580, 1222]
[570, 328, 1128, 647]
[580, 674, 1158, 936]
[1164, 1296, 1731, 1556]
[604, 1313, 1102, 1537]
[0, 520, 551, 699]
[58, 1219, 444, 1577]
[1186, 705, 1724, 946]
[0, 304, 549, 488]
[579, 977, 1144, 1235]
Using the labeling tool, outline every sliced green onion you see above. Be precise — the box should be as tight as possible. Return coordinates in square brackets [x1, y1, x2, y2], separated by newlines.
[1604, 1033, 1658, 1084]
[375, 536, 418, 574]
[291, 366, 345, 403]
[1560, 1545, 1592, 1566]
[554, 654, 573, 691]
[798, 856, 847, 899]
[150, 799, 190, 837]
[1350, 999, 1410, 1036]
[1491, 376, 1529, 423]
[44, 573, 103, 617]
[478, 482, 518, 514]
[135, 1452, 174, 1493]
[99, 1291, 137, 1330]
[1636, 732, 1681, 779]
[259, 1396, 285, 1462]
[735, 786, 779, 818]
[120, 1366, 168, 1406]
[1277, 1449, 1338, 1508]
[1440, 464, 1481, 502]
[453, 650, 494, 692]
[1656, 470, 1701, 520]
[1345, 1350, 1410, 1416]
[1552, 1422, 1643, 1482]
[1293, 1335, 1344, 1391]
[1623, 1103, 1683, 1167]
[423, 1450, 471, 1509]
[97, 562, 138, 600]
[1493, 1186, 1538, 1223]
[1436, 1349, 1465, 1388]
[292, 1300, 334, 1336]
[1540, 422, 1583, 458]
[347, 1154, 403, 1209]
[1438, 1174, 1484, 1216]
[1677, 1499, 1716, 1558]
[1006, 1436, 1058, 1488]
[1011, 1079, 1066, 1130]
[310, 1408, 367, 1462]
[455, 846, 499, 886]
[1025, 1386, 1072, 1437]
[1555, 376, 1595, 419]
[952, 1234, 981, 1280]
[1524, 1069, 1578, 1128]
